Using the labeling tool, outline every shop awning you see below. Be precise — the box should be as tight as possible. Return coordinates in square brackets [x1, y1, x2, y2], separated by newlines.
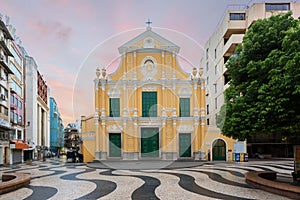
[10, 140, 30, 149]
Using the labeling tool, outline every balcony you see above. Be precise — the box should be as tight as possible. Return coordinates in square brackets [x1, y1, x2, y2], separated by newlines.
[223, 34, 244, 57]
[219, 11, 246, 39]
[0, 40, 13, 57]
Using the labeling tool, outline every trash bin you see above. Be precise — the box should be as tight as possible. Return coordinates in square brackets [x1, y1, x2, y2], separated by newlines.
[244, 153, 248, 162]
[235, 153, 240, 162]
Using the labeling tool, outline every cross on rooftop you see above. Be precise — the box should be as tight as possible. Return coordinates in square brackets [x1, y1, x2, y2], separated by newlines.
[145, 19, 152, 27]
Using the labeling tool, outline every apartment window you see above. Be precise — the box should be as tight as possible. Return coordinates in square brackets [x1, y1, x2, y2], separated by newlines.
[206, 61, 209, 71]
[4, 89, 8, 98]
[4, 107, 8, 116]
[11, 46, 22, 66]
[215, 65, 217, 75]
[109, 98, 120, 117]
[179, 98, 190, 117]
[206, 48, 209, 60]
[229, 13, 246, 20]
[142, 92, 157, 117]
[10, 62, 22, 81]
[17, 130, 22, 140]
[214, 83, 217, 93]
[214, 49, 217, 59]
[10, 80, 22, 96]
[207, 104, 209, 115]
[14, 113, 18, 124]
[207, 118, 210, 125]
[10, 95, 14, 104]
[265, 3, 290, 11]
[206, 76, 209, 85]
[10, 111, 14, 121]
[19, 115, 22, 125]
[215, 97, 218, 109]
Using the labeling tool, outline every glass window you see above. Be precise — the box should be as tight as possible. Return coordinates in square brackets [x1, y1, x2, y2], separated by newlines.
[19, 115, 22, 125]
[206, 61, 209, 71]
[206, 48, 209, 60]
[4, 89, 8, 98]
[10, 80, 22, 96]
[142, 92, 157, 117]
[17, 130, 22, 139]
[10, 111, 14, 121]
[109, 98, 120, 117]
[265, 3, 290, 11]
[10, 62, 22, 81]
[214, 83, 217, 93]
[4, 107, 8, 116]
[207, 104, 209, 115]
[14, 113, 18, 123]
[230, 13, 246, 20]
[10, 95, 14, 104]
[179, 98, 190, 117]
[215, 98, 218, 109]
[214, 49, 217, 59]
[11, 46, 22, 66]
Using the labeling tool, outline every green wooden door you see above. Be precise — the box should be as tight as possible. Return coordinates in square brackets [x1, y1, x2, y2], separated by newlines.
[141, 128, 159, 158]
[179, 133, 191, 157]
[109, 133, 121, 157]
[212, 139, 226, 161]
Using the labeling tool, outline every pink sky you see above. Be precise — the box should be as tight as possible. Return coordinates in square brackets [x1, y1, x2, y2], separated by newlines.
[0, 0, 250, 125]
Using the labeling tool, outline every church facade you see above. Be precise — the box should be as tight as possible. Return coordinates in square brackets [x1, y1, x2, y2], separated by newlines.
[81, 26, 235, 162]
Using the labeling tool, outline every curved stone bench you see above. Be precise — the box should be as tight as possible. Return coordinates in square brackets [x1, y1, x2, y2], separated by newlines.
[245, 171, 300, 199]
[0, 173, 31, 194]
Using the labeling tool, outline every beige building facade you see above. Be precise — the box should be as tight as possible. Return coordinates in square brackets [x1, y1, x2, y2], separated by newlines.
[201, 1, 300, 129]
[81, 26, 236, 162]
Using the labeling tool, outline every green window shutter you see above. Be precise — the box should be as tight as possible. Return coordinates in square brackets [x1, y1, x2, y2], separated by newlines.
[110, 98, 120, 117]
[180, 98, 190, 117]
[142, 92, 157, 117]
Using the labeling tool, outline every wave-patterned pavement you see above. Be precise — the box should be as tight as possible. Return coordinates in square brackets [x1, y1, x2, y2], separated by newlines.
[0, 159, 293, 200]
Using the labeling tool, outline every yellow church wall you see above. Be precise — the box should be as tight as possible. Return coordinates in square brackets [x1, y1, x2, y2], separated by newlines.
[87, 27, 238, 161]
[81, 115, 96, 162]
[201, 127, 236, 161]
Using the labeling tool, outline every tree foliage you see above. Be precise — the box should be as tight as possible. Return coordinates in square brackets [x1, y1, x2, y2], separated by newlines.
[218, 12, 300, 140]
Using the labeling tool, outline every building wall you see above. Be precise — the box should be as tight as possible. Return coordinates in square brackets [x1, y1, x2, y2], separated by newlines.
[24, 56, 38, 147]
[0, 17, 14, 165]
[81, 115, 95, 162]
[9, 42, 24, 141]
[50, 97, 64, 153]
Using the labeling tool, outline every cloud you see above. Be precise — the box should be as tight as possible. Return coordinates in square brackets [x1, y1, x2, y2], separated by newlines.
[28, 19, 72, 42]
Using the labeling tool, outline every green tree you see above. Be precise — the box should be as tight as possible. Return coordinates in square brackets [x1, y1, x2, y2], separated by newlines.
[218, 12, 300, 141]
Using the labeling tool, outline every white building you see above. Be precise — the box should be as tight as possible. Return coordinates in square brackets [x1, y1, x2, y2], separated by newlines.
[201, 0, 300, 129]
[19, 46, 50, 160]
